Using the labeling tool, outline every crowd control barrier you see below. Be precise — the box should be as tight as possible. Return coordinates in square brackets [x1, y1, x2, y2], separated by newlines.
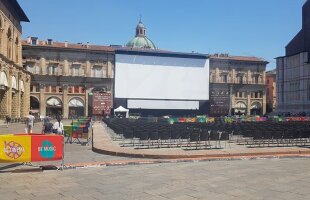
[0, 134, 64, 169]
[64, 119, 91, 144]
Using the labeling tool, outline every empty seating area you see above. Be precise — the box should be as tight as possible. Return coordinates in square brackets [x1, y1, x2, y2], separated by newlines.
[103, 118, 230, 150]
[103, 118, 310, 150]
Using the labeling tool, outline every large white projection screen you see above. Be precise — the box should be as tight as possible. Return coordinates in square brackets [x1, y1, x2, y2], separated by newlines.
[115, 53, 209, 101]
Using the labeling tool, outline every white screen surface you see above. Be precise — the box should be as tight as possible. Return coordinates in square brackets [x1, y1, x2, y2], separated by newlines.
[128, 99, 199, 110]
[115, 53, 209, 100]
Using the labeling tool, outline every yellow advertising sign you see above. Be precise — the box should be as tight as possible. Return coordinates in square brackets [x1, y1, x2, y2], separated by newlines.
[0, 135, 31, 163]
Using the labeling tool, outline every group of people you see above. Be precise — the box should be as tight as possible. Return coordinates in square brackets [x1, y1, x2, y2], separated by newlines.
[24, 111, 64, 134]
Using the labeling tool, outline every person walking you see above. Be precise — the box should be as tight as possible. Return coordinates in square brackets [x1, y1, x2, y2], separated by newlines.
[42, 116, 53, 134]
[5, 115, 11, 128]
[52, 116, 64, 135]
[26, 111, 35, 133]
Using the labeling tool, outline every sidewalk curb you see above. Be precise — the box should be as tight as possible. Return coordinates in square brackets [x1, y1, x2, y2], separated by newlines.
[62, 153, 310, 170]
[92, 145, 310, 159]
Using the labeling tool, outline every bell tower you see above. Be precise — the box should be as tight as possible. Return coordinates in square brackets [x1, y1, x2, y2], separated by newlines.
[136, 16, 146, 37]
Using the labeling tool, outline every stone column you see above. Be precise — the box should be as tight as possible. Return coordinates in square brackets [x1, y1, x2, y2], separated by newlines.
[262, 90, 266, 115]
[39, 84, 46, 117]
[62, 84, 69, 118]
[247, 92, 251, 115]
[86, 61, 91, 77]
[85, 88, 89, 116]
[64, 60, 69, 76]
[24, 77, 31, 117]
[40, 58, 46, 75]
[7, 71, 12, 117]
[247, 70, 251, 84]
[107, 61, 112, 78]
[215, 67, 219, 82]
[232, 69, 236, 84]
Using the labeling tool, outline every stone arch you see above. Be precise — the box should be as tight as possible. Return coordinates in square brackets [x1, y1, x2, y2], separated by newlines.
[234, 101, 247, 115]
[46, 96, 63, 118]
[0, 71, 9, 118]
[30, 95, 40, 115]
[250, 101, 262, 116]
[68, 97, 85, 118]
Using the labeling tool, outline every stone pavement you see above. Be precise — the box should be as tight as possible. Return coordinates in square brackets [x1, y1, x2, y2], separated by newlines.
[0, 158, 310, 200]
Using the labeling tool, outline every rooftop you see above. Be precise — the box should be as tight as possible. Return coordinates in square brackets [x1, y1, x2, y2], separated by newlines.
[22, 38, 114, 52]
[210, 53, 268, 63]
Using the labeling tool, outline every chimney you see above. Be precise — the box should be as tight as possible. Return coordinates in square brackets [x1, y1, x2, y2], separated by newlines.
[26, 36, 31, 44]
[64, 41, 68, 47]
[30, 37, 38, 45]
[86, 42, 90, 48]
[47, 39, 53, 45]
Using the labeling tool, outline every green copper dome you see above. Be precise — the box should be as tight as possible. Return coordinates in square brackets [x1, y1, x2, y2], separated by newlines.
[126, 20, 157, 49]
[126, 36, 156, 49]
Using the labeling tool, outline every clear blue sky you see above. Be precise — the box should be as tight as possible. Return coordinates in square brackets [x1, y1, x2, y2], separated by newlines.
[18, 0, 306, 70]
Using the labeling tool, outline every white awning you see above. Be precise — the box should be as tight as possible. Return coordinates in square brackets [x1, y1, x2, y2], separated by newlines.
[0, 71, 8, 87]
[251, 102, 261, 109]
[12, 76, 17, 90]
[68, 98, 84, 107]
[46, 98, 62, 106]
[19, 80, 24, 92]
[235, 102, 247, 109]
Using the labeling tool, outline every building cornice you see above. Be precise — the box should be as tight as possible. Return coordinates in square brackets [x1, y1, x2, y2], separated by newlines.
[0, 53, 31, 75]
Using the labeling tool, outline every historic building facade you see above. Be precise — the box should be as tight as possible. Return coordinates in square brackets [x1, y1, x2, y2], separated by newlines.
[276, 0, 310, 114]
[266, 69, 276, 113]
[0, 0, 30, 119]
[22, 38, 114, 118]
[209, 54, 268, 116]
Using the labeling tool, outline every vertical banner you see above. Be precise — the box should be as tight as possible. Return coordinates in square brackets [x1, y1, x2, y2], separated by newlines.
[0, 135, 31, 163]
[31, 135, 63, 162]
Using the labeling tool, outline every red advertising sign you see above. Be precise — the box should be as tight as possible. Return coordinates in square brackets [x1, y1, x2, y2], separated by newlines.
[31, 135, 63, 162]
[93, 92, 112, 115]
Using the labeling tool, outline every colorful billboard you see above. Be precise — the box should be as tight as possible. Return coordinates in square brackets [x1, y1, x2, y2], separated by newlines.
[0, 134, 63, 163]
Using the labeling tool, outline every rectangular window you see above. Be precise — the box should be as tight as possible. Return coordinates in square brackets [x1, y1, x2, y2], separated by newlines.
[45, 86, 50, 93]
[255, 92, 258, 98]
[36, 85, 40, 92]
[71, 65, 80, 76]
[68, 87, 73, 93]
[74, 86, 80, 93]
[255, 76, 259, 84]
[51, 86, 57, 93]
[81, 87, 85, 93]
[58, 67, 63, 75]
[223, 75, 227, 83]
[58, 87, 62, 93]
[81, 67, 86, 76]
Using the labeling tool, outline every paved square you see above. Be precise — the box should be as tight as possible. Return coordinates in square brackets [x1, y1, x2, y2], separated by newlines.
[1, 158, 310, 200]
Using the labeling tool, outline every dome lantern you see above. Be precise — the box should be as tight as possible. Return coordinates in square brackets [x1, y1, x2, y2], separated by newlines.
[126, 18, 156, 49]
